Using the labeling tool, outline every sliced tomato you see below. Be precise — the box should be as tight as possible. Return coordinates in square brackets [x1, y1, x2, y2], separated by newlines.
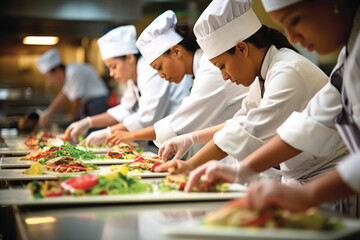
[113, 153, 122, 158]
[151, 162, 161, 172]
[60, 174, 98, 191]
[132, 155, 144, 163]
[179, 182, 186, 190]
[45, 188, 63, 197]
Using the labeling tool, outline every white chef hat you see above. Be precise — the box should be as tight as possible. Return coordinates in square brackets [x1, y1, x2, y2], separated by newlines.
[261, 0, 302, 12]
[136, 10, 183, 64]
[36, 48, 62, 74]
[97, 25, 139, 60]
[194, 0, 262, 59]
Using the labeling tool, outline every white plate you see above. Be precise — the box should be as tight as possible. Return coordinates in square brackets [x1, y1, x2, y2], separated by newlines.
[0, 185, 246, 206]
[0, 157, 132, 168]
[0, 167, 170, 180]
[0, 168, 105, 180]
[163, 218, 360, 240]
[128, 172, 169, 178]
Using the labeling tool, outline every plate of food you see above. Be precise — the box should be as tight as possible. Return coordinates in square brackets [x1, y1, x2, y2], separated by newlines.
[163, 198, 360, 240]
[0, 156, 132, 169]
[16, 131, 58, 150]
[0, 172, 247, 206]
[0, 156, 105, 180]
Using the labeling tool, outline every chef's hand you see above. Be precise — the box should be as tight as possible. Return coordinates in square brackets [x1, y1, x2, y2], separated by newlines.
[244, 179, 311, 212]
[185, 161, 257, 192]
[39, 109, 51, 126]
[65, 117, 92, 142]
[159, 133, 199, 161]
[154, 159, 194, 174]
[85, 127, 111, 147]
[105, 130, 134, 146]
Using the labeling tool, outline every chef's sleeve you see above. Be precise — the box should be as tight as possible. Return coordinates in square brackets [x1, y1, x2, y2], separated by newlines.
[154, 70, 229, 145]
[123, 73, 174, 131]
[338, 152, 360, 192]
[214, 68, 315, 160]
[277, 83, 343, 157]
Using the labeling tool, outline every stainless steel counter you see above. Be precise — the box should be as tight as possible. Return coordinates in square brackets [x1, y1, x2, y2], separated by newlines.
[13, 201, 227, 240]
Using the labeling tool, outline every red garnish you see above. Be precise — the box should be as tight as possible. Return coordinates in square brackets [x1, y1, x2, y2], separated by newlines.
[60, 174, 98, 191]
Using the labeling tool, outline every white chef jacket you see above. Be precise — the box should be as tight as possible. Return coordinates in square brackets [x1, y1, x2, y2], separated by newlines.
[154, 49, 249, 145]
[213, 45, 340, 184]
[107, 56, 192, 131]
[62, 63, 108, 102]
[277, 8, 360, 190]
[337, 10, 360, 192]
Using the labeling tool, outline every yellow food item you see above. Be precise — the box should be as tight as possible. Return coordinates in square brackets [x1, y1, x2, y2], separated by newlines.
[23, 162, 44, 175]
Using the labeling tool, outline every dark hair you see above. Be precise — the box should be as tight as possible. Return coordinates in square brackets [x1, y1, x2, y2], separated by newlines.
[227, 25, 298, 54]
[49, 64, 65, 72]
[116, 53, 141, 61]
[164, 22, 200, 55]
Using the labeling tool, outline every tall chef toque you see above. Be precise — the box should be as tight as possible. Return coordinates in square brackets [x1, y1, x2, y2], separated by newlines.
[136, 10, 183, 64]
[261, 0, 302, 12]
[36, 48, 62, 74]
[194, 0, 262, 59]
[97, 25, 139, 60]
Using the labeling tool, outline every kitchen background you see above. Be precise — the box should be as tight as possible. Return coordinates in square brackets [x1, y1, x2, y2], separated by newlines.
[0, 0, 341, 131]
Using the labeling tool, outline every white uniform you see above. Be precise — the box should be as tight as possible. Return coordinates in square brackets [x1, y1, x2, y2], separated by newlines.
[62, 63, 108, 102]
[276, 8, 360, 190]
[154, 49, 249, 145]
[337, 7, 360, 193]
[107, 56, 192, 131]
[213, 46, 345, 185]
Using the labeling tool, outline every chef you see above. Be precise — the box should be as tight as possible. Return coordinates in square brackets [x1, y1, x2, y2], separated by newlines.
[66, 25, 192, 144]
[36, 48, 109, 126]
[104, 10, 248, 157]
[184, 0, 360, 217]
[230, 0, 359, 217]
[158, 0, 348, 190]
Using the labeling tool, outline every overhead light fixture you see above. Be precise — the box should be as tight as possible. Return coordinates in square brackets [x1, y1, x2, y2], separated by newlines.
[25, 216, 57, 224]
[23, 36, 59, 45]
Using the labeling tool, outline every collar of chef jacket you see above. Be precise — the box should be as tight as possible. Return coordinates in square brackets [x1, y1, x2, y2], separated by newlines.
[191, 48, 203, 79]
[258, 45, 278, 98]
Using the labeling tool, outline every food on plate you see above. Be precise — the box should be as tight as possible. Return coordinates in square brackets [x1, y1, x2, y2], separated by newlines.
[20, 131, 56, 150]
[203, 198, 343, 231]
[105, 142, 143, 159]
[129, 154, 164, 171]
[27, 171, 153, 198]
[20, 143, 104, 163]
[23, 156, 97, 175]
[157, 174, 228, 192]
[110, 154, 164, 173]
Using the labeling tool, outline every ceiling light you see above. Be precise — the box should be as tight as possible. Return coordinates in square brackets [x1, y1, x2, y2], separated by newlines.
[23, 36, 59, 45]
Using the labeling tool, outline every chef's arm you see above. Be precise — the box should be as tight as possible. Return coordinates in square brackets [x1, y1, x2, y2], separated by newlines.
[242, 134, 302, 172]
[129, 126, 156, 141]
[109, 122, 129, 132]
[69, 98, 81, 121]
[298, 170, 355, 208]
[90, 113, 118, 128]
[193, 123, 226, 144]
[46, 91, 69, 117]
[187, 139, 228, 168]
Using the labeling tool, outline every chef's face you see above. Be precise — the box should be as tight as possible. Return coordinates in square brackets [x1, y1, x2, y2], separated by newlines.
[104, 55, 135, 82]
[268, 1, 347, 55]
[44, 67, 65, 85]
[210, 42, 257, 87]
[150, 46, 186, 84]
